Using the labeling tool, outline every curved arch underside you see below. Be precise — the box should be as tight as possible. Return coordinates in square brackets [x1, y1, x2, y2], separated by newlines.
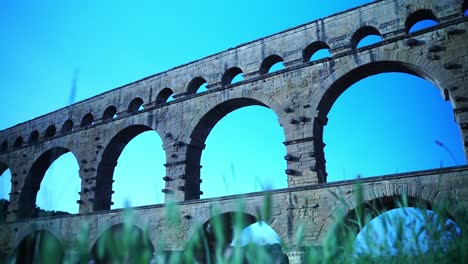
[185, 98, 269, 200]
[18, 147, 71, 219]
[94, 125, 155, 210]
[313, 59, 458, 183]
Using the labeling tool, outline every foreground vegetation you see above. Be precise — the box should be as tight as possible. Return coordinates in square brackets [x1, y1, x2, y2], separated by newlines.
[2, 182, 467, 264]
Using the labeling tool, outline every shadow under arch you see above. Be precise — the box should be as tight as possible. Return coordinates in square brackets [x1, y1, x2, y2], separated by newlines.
[9, 229, 64, 263]
[90, 223, 155, 263]
[18, 147, 78, 219]
[94, 124, 164, 211]
[184, 95, 286, 200]
[184, 211, 257, 263]
[0, 160, 9, 177]
[312, 58, 462, 183]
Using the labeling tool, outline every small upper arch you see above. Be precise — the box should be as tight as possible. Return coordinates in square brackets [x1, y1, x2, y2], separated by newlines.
[463, 0, 468, 16]
[81, 113, 94, 127]
[303, 41, 332, 62]
[222, 67, 244, 85]
[127, 97, 144, 113]
[14, 136, 23, 147]
[405, 9, 439, 34]
[187, 76, 208, 94]
[259, 54, 285, 75]
[29, 130, 39, 143]
[156, 88, 174, 104]
[351, 26, 383, 49]
[61, 119, 73, 133]
[102, 105, 118, 121]
[44, 125, 57, 138]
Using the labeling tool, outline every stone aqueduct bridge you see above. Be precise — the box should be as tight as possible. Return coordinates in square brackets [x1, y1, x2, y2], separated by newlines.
[1, 0, 468, 260]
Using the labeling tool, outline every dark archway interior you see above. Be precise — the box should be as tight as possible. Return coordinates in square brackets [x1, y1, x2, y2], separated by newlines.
[81, 113, 94, 127]
[61, 119, 74, 133]
[18, 147, 70, 219]
[187, 77, 207, 95]
[127, 97, 144, 113]
[185, 98, 268, 200]
[94, 125, 152, 210]
[314, 61, 436, 183]
[10, 230, 64, 263]
[185, 212, 257, 263]
[102, 106, 117, 121]
[259, 55, 284, 75]
[0, 162, 8, 176]
[91, 224, 154, 263]
[156, 88, 174, 104]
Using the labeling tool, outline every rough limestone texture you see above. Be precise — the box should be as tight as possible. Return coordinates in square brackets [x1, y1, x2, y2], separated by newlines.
[0, 0, 467, 261]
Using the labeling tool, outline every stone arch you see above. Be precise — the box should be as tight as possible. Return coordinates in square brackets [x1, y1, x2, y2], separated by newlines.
[317, 183, 442, 243]
[0, 159, 9, 176]
[102, 105, 117, 121]
[61, 119, 74, 133]
[259, 54, 285, 75]
[312, 49, 463, 183]
[222, 66, 244, 85]
[44, 125, 57, 138]
[127, 97, 144, 113]
[187, 76, 208, 95]
[183, 90, 288, 200]
[350, 25, 382, 48]
[184, 211, 258, 263]
[13, 136, 23, 148]
[94, 124, 165, 211]
[156, 87, 174, 104]
[405, 8, 439, 34]
[29, 130, 39, 143]
[303, 41, 332, 62]
[9, 226, 65, 263]
[17, 147, 79, 219]
[81, 113, 94, 127]
[89, 222, 154, 263]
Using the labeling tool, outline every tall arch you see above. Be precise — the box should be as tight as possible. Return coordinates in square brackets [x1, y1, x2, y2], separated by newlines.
[185, 93, 287, 200]
[17, 147, 79, 219]
[94, 124, 165, 210]
[0, 161, 11, 203]
[312, 53, 463, 183]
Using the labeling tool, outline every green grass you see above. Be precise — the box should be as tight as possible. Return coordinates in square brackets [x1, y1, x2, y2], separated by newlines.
[3, 182, 467, 264]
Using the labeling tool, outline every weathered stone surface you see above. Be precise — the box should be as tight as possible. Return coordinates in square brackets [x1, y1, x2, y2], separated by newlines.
[0, 0, 467, 261]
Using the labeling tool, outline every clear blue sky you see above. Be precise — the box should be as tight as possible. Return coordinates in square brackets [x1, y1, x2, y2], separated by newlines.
[0, 0, 465, 215]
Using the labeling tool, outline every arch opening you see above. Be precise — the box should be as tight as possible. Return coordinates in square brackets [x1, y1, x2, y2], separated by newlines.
[61, 119, 73, 133]
[185, 212, 257, 263]
[186, 99, 286, 200]
[127, 97, 144, 113]
[405, 9, 439, 34]
[222, 67, 244, 85]
[9, 230, 64, 263]
[259, 55, 285, 74]
[303, 41, 332, 62]
[14, 137, 23, 147]
[464, 1, 468, 16]
[29, 130, 39, 143]
[316, 62, 466, 183]
[156, 88, 174, 104]
[187, 77, 208, 94]
[91, 224, 155, 263]
[354, 207, 461, 256]
[81, 113, 94, 127]
[18, 148, 80, 219]
[102, 106, 117, 121]
[351, 26, 382, 49]
[44, 125, 56, 138]
[111, 130, 165, 209]
[95, 125, 165, 210]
